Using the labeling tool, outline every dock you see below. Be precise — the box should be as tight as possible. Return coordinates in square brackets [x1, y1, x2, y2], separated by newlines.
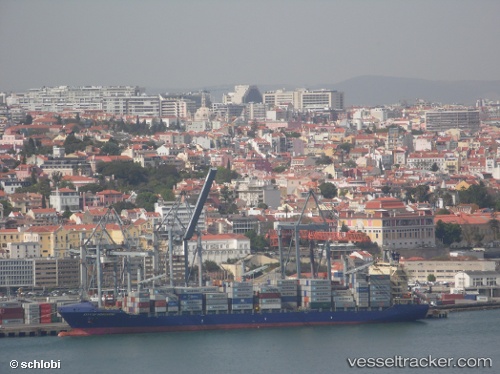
[0, 323, 71, 338]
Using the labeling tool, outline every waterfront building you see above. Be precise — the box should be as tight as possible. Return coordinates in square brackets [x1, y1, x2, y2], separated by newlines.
[338, 198, 435, 249]
[403, 259, 496, 283]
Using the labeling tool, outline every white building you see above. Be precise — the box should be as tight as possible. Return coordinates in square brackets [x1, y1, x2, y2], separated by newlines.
[185, 234, 251, 265]
[50, 188, 80, 213]
[403, 260, 496, 283]
[263, 89, 344, 111]
[6, 242, 40, 258]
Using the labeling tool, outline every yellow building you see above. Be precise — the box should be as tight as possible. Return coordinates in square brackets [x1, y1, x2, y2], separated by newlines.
[23, 225, 62, 258]
[338, 198, 435, 249]
[0, 229, 23, 253]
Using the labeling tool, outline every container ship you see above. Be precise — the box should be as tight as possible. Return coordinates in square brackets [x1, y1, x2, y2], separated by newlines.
[58, 276, 429, 336]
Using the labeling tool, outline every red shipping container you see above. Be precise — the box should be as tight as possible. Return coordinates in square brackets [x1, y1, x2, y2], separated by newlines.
[0, 307, 24, 317]
[440, 300, 455, 305]
[258, 293, 280, 299]
[442, 294, 464, 301]
[136, 302, 149, 308]
[155, 301, 167, 307]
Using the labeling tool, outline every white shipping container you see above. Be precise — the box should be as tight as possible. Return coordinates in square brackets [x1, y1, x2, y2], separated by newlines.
[333, 296, 354, 302]
[231, 304, 253, 310]
[260, 304, 281, 309]
[205, 305, 229, 311]
[259, 298, 281, 304]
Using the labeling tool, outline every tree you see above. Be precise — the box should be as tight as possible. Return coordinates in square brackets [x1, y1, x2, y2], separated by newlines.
[435, 220, 462, 245]
[431, 162, 439, 172]
[0, 199, 13, 217]
[203, 260, 220, 272]
[315, 154, 332, 165]
[489, 219, 500, 240]
[427, 274, 436, 282]
[62, 206, 72, 219]
[100, 138, 121, 155]
[458, 181, 494, 209]
[112, 201, 137, 213]
[340, 222, 350, 232]
[97, 160, 148, 186]
[414, 185, 430, 202]
[381, 186, 391, 195]
[51, 171, 63, 188]
[319, 182, 338, 199]
[24, 114, 33, 125]
[244, 230, 268, 252]
[135, 192, 158, 212]
[337, 142, 353, 153]
[436, 208, 451, 215]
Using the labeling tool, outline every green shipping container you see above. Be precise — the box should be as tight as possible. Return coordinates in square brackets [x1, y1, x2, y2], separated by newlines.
[309, 302, 332, 309]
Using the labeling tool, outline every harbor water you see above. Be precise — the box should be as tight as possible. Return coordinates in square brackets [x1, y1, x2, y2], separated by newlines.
[1, 309, 498, 374]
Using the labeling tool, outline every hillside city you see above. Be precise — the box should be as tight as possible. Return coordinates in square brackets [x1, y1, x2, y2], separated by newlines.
[0, 84, 500, 302]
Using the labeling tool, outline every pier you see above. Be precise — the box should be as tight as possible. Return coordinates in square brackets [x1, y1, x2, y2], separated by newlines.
[0, 323, 70, 338]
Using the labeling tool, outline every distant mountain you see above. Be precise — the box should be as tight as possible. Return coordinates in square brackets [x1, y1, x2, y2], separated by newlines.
[322, 75, 500, 107]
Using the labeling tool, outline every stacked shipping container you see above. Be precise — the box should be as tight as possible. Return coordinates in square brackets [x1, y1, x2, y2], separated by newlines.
[299, 279, 332, 309]
[273, 279, 298, 310]
[0, 301, 24, 326]
[226, 282, 253, 311]
[369, 275, 392, 308]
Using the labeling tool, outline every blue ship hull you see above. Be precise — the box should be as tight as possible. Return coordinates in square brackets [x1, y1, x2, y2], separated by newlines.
[58, 302, 429, 336]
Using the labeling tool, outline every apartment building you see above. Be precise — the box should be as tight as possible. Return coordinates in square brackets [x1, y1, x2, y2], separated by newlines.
[338, 198, 435, 249]
[425, 109, 480, 133]
[263, 89, 344, 111]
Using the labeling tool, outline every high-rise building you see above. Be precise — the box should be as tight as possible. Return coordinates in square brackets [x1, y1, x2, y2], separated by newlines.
[263, 88, 344, 111]
[425, 109, 480, 132]
[223, 85, 262, 105]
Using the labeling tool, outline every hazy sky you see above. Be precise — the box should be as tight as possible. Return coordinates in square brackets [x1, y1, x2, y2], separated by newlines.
[1, 0, 500, 92]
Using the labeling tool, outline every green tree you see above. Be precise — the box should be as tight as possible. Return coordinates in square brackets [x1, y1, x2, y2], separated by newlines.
[100, 138, 121, 155]
[436, 208, 451, 215]
[135, 192, 158, 212]
[112, 201, 137, 213]
[244, 230, 268, 252]
[273, 165, 287, 173]
[97, 160, 148, 186]
[319, 182, 338, 199]
[414, 185, 430, 202]
[340, 222, 350, 232]
[0, 199, 13, 217]
[62, 206, 72, 219]
[203, 260, 220, 272]
[458, 182, 494, 209]
[435, 220, 462, 245]
[51, 171, 63, 188]
[431, 162, 439, 172]
[489, 219, 500, 240]
[337, 142, 353, 153]
[381, 185, 391, 195]
[315, 154, 332, 165]
[427, 274, 436, 282]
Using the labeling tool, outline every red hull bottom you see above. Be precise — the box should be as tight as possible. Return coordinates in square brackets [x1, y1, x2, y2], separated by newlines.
[59, 321, 364, 337]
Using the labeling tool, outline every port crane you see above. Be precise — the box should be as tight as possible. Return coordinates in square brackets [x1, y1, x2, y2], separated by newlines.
[153, 168, 217, 286]
[269, 190, 371, 280]
[75, 206, 154, 307]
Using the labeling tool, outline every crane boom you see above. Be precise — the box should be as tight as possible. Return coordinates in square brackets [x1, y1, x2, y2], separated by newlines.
[182, 168, 217, 285]
[183, 168, 217, 241]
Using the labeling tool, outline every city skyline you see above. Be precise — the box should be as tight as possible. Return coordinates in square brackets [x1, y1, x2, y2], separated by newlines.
[1, 0, 500, 92]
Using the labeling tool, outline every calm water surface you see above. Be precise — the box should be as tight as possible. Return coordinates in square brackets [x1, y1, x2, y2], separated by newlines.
[1, 309, 498, 374]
